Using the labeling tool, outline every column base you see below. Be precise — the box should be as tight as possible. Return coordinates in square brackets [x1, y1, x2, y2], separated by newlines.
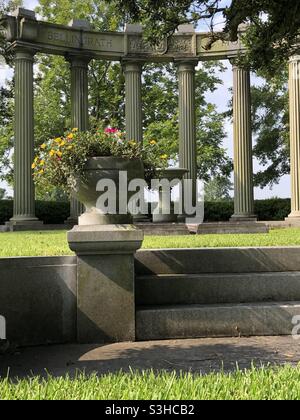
[133, 214, 151, 223]
[64, 216, 78, 226]
[230, 215, 257, 223]
[285, 212, 300, 224]
[68, 224, 144, 344]
[286, 211, 300, 219]
[6, 218, 43, 232]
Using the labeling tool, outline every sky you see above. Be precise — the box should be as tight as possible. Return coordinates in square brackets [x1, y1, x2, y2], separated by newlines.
[0, 0, 291, 199]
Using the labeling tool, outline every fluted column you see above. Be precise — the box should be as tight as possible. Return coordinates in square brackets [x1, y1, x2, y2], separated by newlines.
[177, 61, 198, 212]
[67, 56, 90, 223]
[123, 61, 143, 143]
[230, 63, 256, 221]
[288, 55, 300, 220]
[8, 48, 41, 228]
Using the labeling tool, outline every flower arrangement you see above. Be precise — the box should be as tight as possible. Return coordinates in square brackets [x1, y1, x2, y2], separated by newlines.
[33, 127, 169, 191]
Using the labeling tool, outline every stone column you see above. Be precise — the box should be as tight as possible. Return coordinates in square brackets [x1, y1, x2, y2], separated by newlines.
[123, 60, 148, 222]
[66, 56, 90, 224]
[287, 55, 300, 221]
[68, 225, 144, 343]
[230, 63, 256, 222]
[123, 61, 143, 143]
[7, 48, 42, 230]
[177, 60, 198, 218]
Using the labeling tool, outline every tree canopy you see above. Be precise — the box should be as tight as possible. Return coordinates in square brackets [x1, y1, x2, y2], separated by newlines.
[113, 0, 300, 74]
[0, 0, 232, 200]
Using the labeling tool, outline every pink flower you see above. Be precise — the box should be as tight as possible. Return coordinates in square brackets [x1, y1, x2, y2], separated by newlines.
[105, 127, 119, 134]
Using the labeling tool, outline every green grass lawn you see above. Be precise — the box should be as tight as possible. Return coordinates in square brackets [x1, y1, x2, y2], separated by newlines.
[0, 228, 300, 257]
[1, 366, 300, 400]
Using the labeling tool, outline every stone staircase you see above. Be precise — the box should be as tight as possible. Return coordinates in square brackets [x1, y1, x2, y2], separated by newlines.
[135, 248, 300, 340]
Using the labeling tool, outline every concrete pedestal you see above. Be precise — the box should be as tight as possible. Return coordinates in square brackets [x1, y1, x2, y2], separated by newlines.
[68, 225, 144, 343]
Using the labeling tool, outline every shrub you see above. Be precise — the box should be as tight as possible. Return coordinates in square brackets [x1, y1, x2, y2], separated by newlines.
[0, 200, 70, 225]
[0, 198, 291, 225]
[204, 198, 291, 222]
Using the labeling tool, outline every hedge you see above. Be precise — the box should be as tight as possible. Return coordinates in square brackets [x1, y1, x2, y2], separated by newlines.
[0, 198, 291, 225]
[0, 200, 70, 225]
[204, 198, 291, 222]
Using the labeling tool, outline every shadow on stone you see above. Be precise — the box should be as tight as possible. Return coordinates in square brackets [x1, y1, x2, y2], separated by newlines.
[0, 336, 299, 379]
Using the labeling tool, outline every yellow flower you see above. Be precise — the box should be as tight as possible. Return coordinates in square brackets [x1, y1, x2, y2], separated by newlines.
[31, 163, 36, 169]
[72, 128, 78, 132]
[34, 157, 39, 162]
[38, 169, 44, 175]
[40, 160, 45, 166]
[160, 154, 168, 160]
[50, 150, 56, 157]
[67, 145, 73, 150]
[54, 137, 62, 143]
[129, 140, 137, 146]
[40, 143, 46, 149]
[150, 140, 157, 145]
[67, 133, 74, 140]
[56, 151, 62, 157]
[60, 140, 66, 147]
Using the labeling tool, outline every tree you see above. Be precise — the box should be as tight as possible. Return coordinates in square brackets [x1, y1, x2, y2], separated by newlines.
[205, 176, 233, 201]
[143, 61, 232, 181]
[252, 69, 290, 189]
[0, 0, 232, 199]
[0, 187, 6, 199]
[112, 0, 300, 74]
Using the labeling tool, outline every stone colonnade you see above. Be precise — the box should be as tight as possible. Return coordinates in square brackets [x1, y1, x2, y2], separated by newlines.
[5, 14, 300, 227]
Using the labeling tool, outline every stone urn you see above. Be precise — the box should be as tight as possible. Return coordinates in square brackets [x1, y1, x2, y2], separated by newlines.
[152, 168, 188, 223]
[71, 157, 144, 225]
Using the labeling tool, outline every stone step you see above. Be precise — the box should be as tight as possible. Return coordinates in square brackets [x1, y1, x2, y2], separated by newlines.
[136, 272, 300, 306]
[189, 222, 269, 235]
[136, 223, 190, 236]
[136, 302, 300, 341]
[135, 247, 300, 275]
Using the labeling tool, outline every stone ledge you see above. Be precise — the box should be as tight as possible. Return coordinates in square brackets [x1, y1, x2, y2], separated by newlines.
[136, 302, 300, 340]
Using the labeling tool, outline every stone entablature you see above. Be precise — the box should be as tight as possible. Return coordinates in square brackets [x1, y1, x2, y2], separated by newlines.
[1, 13, 245, 61]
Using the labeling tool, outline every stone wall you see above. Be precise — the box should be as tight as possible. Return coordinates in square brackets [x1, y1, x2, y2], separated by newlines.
[0, 256, 77, 346]
[1, 248, 300, 346]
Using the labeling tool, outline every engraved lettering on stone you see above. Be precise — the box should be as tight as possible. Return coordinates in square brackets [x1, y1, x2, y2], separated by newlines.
[47, 31, 80, 47]
[82, 35, 113, 50]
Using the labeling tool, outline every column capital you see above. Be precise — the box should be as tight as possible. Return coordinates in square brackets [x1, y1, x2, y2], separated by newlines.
[66, 55, 91, 68]
[289, 55, 300, 63]
[14, 46, 35, 61]
[230, 60, 251, 72]
[175, 60, 198, 72]
[122, 60, 144, 73]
